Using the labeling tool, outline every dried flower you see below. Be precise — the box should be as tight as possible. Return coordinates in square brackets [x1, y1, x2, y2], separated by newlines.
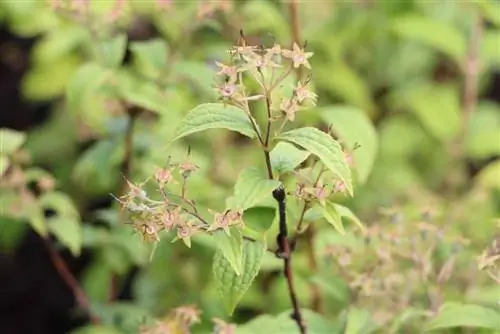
[294, 81, 317, 104]
[213, 318, 237, 334]
[155, 168, 174, 185]
[208, 209, 242, 234]
[215, 61, 239, 82]
[282, 43, 313, 69]
[280, 98, 300, 121]
[162, 207, 181, 231]
[173, 305, 201, 326]
[178, 160, 198, 177]
[333, 180, 347, 193]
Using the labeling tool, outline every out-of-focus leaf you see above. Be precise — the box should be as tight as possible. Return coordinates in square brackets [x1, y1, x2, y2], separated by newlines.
[229, 167, 281, 211]
[474, 0, 500, 27]
[270, 142, 310, 175]
[70, 325, 121, 334]
[243, 206, 276, 233]
[319, 105, 378, 183]
[240, 0, 290, 43]
[315, 61, 375, 115]
[22, 54, 81, 101]
[0, 217, 27, 251]
[344, 307, 375, 334]
[334, 204, 365, 232]
[391, 15, 466, 64]
[425, 303, 500, 331]
[39, 191, 79, 218]
[0, 156, 8, 176]
[465, 102, 500, 159]
[173, 61, 217, 97]
[213, 238, 265, 315]
[172, 103, 261, 141]
[276, 127, 353, 195]
[32, 26, 87, 64]
[475, 159, 500, 190]
[96, 33, 127, 68]
[322, 202, 345, 235]
[0, 128, 26, 155]
[130, 38, 168, 78]
[405, 83, 461, 141]
[389, 308, 430, 334]
[47, 216, 82, 256]
[481, 30, 500, 69]
[213, 229, 243, 276]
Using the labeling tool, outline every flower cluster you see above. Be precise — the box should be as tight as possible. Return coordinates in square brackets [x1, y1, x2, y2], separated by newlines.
[213, 37, 317, 123]
[115, 157, 244, 247]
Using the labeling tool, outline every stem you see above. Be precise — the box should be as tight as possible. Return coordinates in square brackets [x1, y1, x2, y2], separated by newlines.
[287, 0, 303, 80]
[461, 14, 483, 139]
[43, 238, 100, 324]
[273, 187, 307, 334]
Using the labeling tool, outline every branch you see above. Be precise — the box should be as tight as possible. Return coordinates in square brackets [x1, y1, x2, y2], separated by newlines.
[43, 238, 100, 324]
[287, 0, 302, 80]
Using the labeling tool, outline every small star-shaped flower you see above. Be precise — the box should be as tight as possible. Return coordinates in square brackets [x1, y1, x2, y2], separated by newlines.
[282, 43, 313, 69]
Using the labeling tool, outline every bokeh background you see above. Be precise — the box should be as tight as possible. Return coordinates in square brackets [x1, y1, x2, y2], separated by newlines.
[0, 0, 499, 333]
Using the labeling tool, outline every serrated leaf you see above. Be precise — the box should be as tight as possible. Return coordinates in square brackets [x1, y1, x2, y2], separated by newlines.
[270, 142, 310, 175]
[230, 167, 281, 211]
[334, 204, 365, 232]
[322, 203, 345, 235]
[465, 102, 500, 159]
[276, 127, 353, 195]
[425, 303, 500, 331]
[392, 15, 466, 64]
[243, 206, 276, 233]
[213, 229, 243, 275]
[213, 238, 265, 315]
[47, 216, 82, 256]
[171, 103, 260, 141]
[0, 128, 26, 155]
[319, 105, 378, 183]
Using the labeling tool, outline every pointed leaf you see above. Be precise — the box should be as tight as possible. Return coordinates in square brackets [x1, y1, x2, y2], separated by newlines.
[345, 307, 377, 334]
[319, 105, 378, 183]
[322, 203, 345, 235]
[213, 229, 243, 275]
[98, 34, 127, 68]
[270, 141, 310, 175]
[130, 38, 168, 73]
[230, 167, 281, 211]
[171, 103, 260, 141]
[242, 206, 276, 233]
[213, 238, 265, 315]
[48, 216, 82, 256]
[425, 303, 500, 331]
[276, 127, 352, 195]
[334, 204, 365, 232]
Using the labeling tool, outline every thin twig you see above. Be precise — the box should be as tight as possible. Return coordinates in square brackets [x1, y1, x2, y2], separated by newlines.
[288, 0, 302, 80]
[43, 239, 100, 324]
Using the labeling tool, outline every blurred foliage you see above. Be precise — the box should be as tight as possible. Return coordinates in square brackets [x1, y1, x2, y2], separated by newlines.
[1, 0, 499, 333]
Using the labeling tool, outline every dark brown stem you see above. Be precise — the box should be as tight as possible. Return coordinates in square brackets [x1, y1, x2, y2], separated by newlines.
[263, 95, 275, 180]
[43, 239, 100, 324]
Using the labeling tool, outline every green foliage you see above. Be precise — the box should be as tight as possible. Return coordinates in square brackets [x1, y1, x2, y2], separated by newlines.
[213, 238, 266, 315]
[424, 303, 500, 331]
[276, 127, 353, 195]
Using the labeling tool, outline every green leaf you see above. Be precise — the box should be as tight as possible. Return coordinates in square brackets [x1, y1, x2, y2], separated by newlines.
[406, 83, 461, 141]
[334, 204, 365, 232]
[276, 127, 353, 195]
[319, 105, 378, 183]
[0, 128, 26, 155]
[475, 159, 500, 190]
[66, 63, 108, 113]
[270, 142, 310, 175]
[322, 202, 345, 235]
[474, 0, 500, 27]
[213, 229, 243, 276]
[229, 167, 281, 211]
[344, 307, 375, 334]
[213, 238, 265, 315]
[171, 103, 260, 141]
[71, 325, 121, 334]
[47, 217, 82, 256]
[391, 15, 466, 64]
[389, 308, 430, 334]
[465, 102, 500, 159]
[98, 34, 127, 68]
[242, 206, 276, 233]
[425, 303, 500, 331]
[0, 156, 8, 176]
[39, 191, 79, 219]
[130, 38, 168, 78]
[32, 26, 87, 64]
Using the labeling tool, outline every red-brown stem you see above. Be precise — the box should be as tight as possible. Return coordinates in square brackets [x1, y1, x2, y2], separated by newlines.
[288, 0, 302, 79]
[461, 14, 483, 137]
[43, 239, 100, 324]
